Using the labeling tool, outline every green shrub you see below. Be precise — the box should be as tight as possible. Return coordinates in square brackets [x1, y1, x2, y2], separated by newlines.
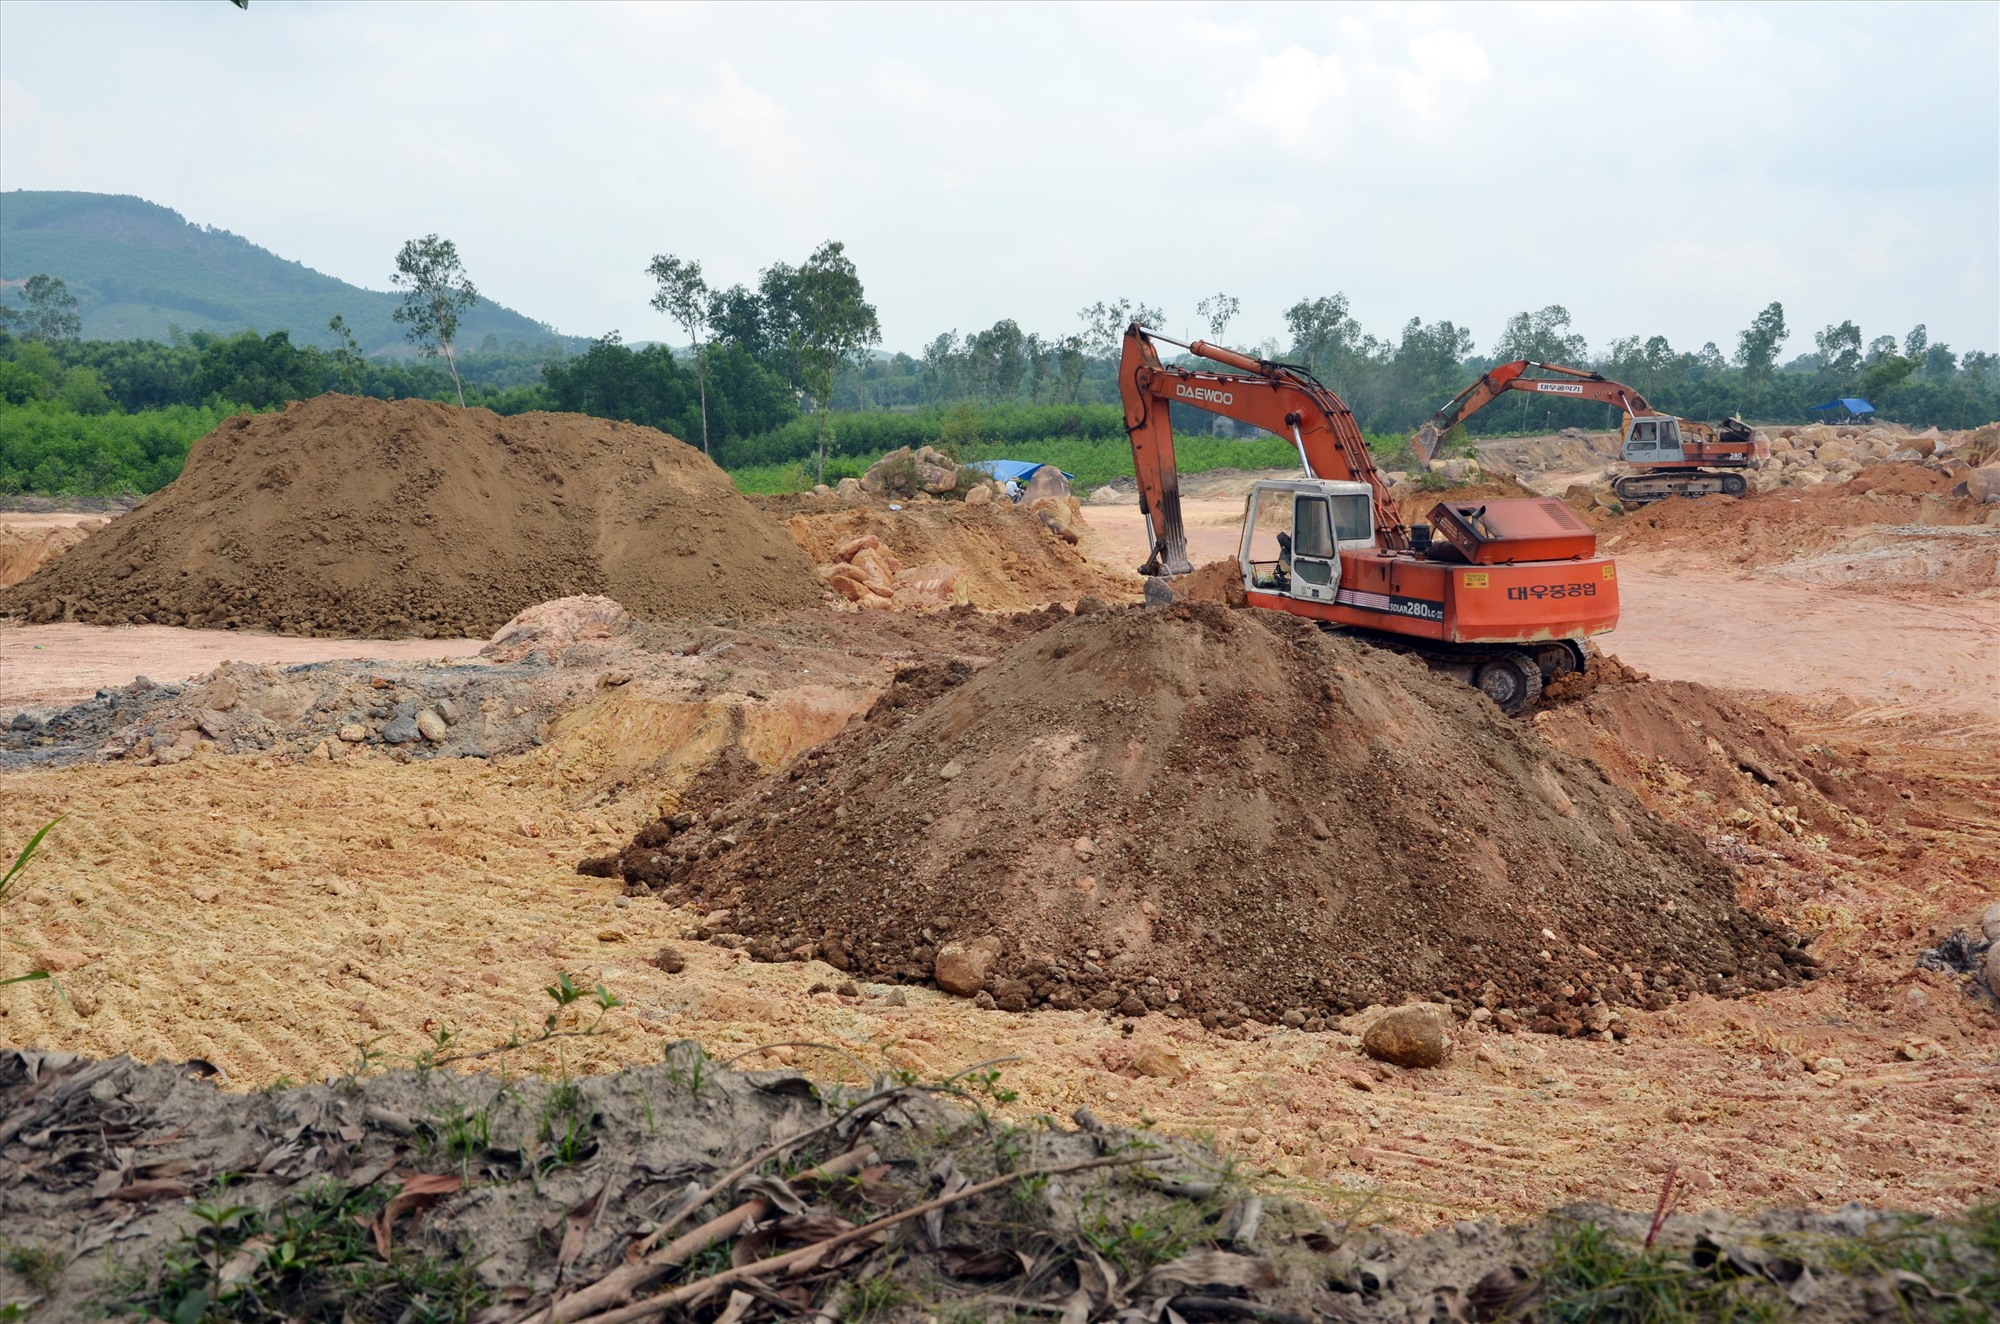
[0, 399, 248, 496]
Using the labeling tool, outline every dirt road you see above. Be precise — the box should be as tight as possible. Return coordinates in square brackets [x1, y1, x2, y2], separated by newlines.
[1, 623, 487, 710]
[1082, 503, 2000, 713]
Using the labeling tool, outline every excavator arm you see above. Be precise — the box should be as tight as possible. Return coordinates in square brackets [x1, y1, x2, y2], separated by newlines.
[1121, 324, 1408, 576]
[1408, 361, 1655, 464]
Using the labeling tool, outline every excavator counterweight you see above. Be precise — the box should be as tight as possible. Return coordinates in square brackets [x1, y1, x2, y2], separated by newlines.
[1118, 324, 1617, 715]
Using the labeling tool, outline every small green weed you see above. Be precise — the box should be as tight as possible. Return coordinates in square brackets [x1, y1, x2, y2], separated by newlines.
[662, 1039, 712, 1093]
[1, 1238, 64, 1294]
[346, 1032, 391, 1081]
[537, 1064, 595, 1169]
[847, 1269, 911, 1324]
[1, 816, 62, 989]
[1077, 1190, 1197, 1276]
[427, 1099, 494, 1165]
[1543, 1219, 1785, 1324]
[128, 1179, 487, 1324]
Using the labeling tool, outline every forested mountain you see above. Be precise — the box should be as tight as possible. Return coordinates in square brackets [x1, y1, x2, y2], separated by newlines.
[0, 191, 573, 353]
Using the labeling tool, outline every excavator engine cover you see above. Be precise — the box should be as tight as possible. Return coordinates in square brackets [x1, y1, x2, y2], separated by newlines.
[1427, 498, 1597, 565]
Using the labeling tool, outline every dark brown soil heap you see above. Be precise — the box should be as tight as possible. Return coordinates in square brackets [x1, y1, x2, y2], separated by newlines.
[0, 395, 820, 637]
[596, 603, 1803, 1031]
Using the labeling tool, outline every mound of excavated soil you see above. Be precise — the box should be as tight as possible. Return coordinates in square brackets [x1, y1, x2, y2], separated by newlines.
[0, 396, 820, 637]
[1609, 464, 1986, 552]
[773, 499, 1140, 611]
[1534, 674, 1895, 843]
[597, 603, 1802, 1032]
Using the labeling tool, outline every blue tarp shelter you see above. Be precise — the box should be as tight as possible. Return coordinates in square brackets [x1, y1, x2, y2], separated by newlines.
[1807, 398, 1876, 416]
[969, 460, 1076, 482]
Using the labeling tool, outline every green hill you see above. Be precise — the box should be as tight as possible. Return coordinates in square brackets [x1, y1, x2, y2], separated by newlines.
[0, 190, 576, 352]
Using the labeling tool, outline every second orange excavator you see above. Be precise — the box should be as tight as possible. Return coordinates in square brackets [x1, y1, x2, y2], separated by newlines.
[1120, 325, 1616, 714]
[1409, 360, 1767, 504]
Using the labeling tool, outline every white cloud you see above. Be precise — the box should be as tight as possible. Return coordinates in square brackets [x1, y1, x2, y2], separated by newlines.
[1213, 46, 1350, 155]
[0, 0, 1991, 353]
[1393, 29, 1491, 126]
[688, 62, 807, 178]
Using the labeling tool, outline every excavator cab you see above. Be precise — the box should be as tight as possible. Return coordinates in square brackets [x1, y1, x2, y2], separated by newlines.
[1240, 479, 1375, 604]
[1623, 416, 1685, 464]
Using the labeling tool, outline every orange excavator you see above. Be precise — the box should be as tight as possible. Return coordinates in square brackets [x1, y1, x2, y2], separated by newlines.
[1121, 324, 1617, 714]
[1409, 360, 1767, 504]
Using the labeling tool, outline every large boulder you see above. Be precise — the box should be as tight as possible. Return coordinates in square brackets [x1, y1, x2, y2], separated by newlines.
[862, 446, 963, 499]
[1022, 464, 1072, 505]
[481, 595, 632, 663]
[1962, 464, 2000, 504]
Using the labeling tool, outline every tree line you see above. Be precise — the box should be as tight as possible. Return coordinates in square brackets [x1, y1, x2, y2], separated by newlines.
[4, 235, 1996, 497]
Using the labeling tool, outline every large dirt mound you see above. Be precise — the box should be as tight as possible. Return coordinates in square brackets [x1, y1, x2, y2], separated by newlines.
[776, 499, 1140, 610]
[599, 604, 1801, 1031]
[1613, 463, 1986, 551]
[0, 395, 820, 637]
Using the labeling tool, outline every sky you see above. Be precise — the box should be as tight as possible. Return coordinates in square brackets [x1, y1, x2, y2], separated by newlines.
[2, 0, 1996, 359]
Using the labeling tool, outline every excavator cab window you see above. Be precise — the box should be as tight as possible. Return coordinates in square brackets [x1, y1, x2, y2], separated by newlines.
[1294, 497, 1335, 559]
[1329, 493, 1372, 544]
[1630, 420, 1658, 449]
[1290, 496, 1337, 595]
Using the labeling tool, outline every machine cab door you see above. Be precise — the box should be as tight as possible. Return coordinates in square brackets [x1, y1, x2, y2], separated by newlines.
[1625, 417, 1684, 463]
[1289, 494, 1340, 603]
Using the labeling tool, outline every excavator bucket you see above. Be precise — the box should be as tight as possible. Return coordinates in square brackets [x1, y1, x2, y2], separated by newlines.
[1410, 424, 1444, 465]
[1426, 498, 1598, 565]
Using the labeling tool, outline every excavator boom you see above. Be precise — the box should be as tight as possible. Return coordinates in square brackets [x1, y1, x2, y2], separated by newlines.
[1409, 361, 1652, 464]
[1122, 324, 1408, 576]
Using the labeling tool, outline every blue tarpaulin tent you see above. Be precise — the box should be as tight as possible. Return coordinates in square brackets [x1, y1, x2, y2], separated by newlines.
[969, 460, 1076, 482]
[1808, 398, 1877, 416]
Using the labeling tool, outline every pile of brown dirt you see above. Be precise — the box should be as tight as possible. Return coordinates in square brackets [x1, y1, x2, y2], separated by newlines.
[1596, 463, 1999, 595]
[596, 603, 1802, 1032]
[0, 396, 820, 637]
[1606, 463, 1986, 558]
[1387, 471, 1544, 515]
[1175, 558, 1247, 607]
[775, 499, 1140, 610]
[1533, 674, 1897, 843]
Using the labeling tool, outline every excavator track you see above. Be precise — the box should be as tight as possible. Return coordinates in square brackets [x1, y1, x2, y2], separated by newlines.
[1613, 469, 1749, 504]
[1331, 627, 1577, 716]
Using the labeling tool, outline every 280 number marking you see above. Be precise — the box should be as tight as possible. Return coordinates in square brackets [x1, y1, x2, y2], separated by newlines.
[1507, 582, 1598, 601]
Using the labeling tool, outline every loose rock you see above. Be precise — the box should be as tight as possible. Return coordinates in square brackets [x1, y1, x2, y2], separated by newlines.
[934, 936, 1001, 997]
[1363, 1007, 1451, 1068]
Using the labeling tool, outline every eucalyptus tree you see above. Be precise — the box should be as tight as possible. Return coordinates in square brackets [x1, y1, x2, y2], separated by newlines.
[648, 253, 713, 453]
[390, 235, 479, 406]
